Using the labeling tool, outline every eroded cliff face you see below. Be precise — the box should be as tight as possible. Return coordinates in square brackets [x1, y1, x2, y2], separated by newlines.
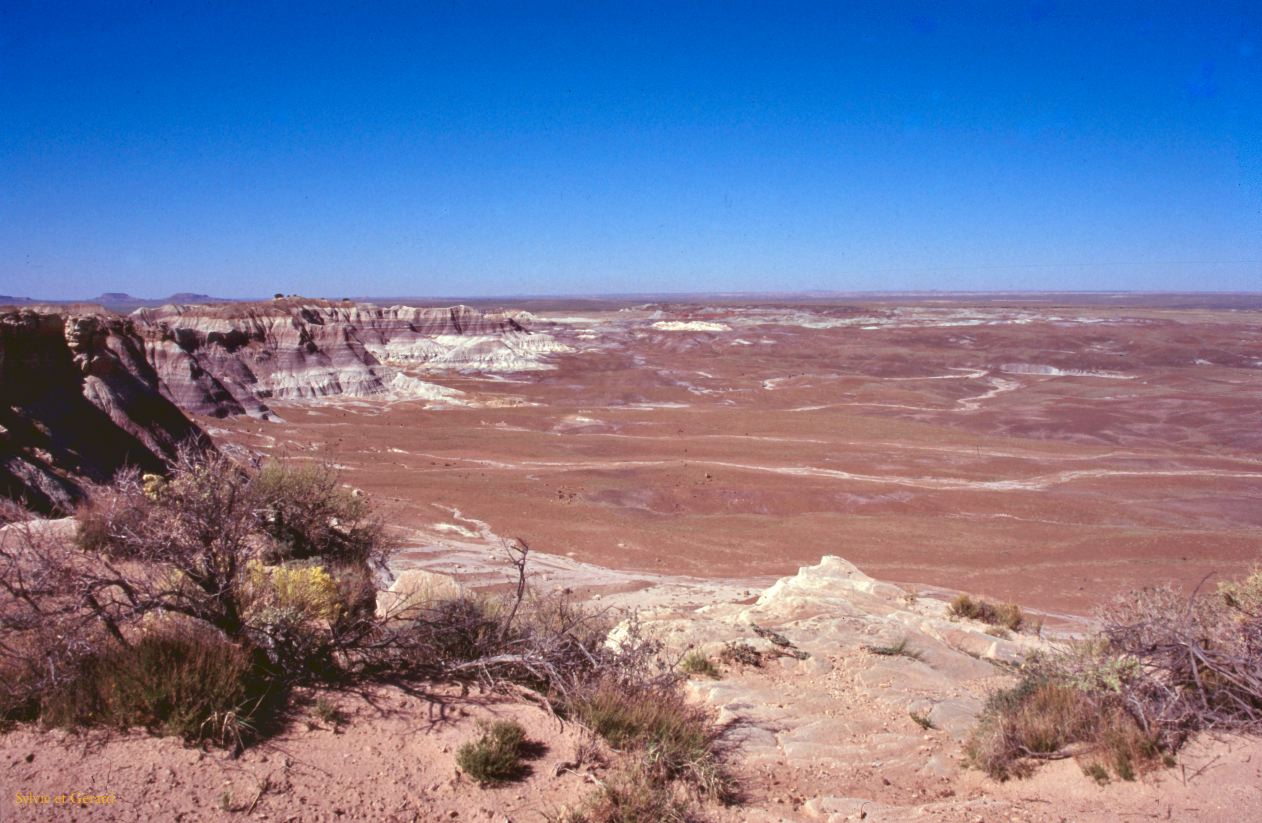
[0, 300, 562, 510]
[135, 301, 556, 418]
[0, 309, 209, 513]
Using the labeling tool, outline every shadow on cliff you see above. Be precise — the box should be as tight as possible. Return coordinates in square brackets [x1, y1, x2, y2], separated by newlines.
[0, 310, 209, 514]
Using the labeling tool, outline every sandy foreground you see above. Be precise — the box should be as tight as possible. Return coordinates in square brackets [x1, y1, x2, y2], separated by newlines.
[4, 549, 1261, 822]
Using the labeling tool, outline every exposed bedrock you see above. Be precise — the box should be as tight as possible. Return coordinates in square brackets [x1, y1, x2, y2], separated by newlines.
[620, 555, 1052, 811]
[134, 302, 547, 417]
[0, 309, 210, 513]
[0, 301, 553, 509]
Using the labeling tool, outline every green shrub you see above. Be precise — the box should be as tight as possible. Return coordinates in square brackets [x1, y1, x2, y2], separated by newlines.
[678, 651, 720, 679]
[456, 720, 531, 785]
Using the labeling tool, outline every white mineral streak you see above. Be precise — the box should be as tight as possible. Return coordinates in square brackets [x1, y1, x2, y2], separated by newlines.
[1000, 363, 1134, 379]
[651, 320, 732, 332]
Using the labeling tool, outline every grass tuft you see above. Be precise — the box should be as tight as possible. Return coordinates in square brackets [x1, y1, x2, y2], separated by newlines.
[678, 650, 720, 679]
[965, 677, 1158, 782]
[863, 637, 924, 661]
[456, 719, 532, 785]
[567, 680, 732, 803]
[949, 594, 1024, 631]
[40, 623, 276, 748]
[910, 711, 936, 730]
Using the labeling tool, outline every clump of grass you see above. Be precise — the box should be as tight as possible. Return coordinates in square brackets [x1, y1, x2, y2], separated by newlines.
[678, 650, 720, 679]
[910, 711, 936, 730]
[456, 720, 532, 785]
[965, 677, 1158, 782]
[567, 679, 732, 803]
[40, 623, 276, 748]
[717, 641, 763, 668]
[554, 760, 696, 823]
[863, 637, 924, 661]
[949, 594, 1024, 631]
[310, 695, 346, 728]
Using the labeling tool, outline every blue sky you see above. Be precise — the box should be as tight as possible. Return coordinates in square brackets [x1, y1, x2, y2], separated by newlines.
[1, 1, 1259, 299]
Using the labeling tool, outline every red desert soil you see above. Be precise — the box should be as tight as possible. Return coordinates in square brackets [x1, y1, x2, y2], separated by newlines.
[210, 299, 1262, 615]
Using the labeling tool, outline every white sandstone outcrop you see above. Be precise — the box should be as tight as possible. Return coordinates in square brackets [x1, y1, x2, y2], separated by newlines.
[375, 568, 464, 620]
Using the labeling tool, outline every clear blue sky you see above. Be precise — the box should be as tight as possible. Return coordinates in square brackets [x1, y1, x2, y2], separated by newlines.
[2, 1, 1259, 299]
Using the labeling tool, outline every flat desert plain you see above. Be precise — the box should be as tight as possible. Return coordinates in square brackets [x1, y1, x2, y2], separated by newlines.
[212, 297, 1262, 614]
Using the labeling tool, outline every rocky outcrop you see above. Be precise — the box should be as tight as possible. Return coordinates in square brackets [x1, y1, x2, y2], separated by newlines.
[0, 300, 567, 509]
[134, 301, 561, 417]
[0, 309, 210, 513]
[375, 568, 463, 620]
[611, 556, 1055, 818]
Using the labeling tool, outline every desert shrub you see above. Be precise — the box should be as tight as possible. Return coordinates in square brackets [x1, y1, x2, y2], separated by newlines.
[365, 546, 649, 701]
[970, 567, 1262, 782]
[1219, 567, 1262, 616]
[566, 679, 731, 802]
[456, 719, 532, 785]
[39, 621, 278, 748]
[949, 594, 1023, 631]
[966, 677, 1157, 781]
[864, 637, 924, 661]
[1, 448, 395, 745]
[678, 650, 720, 679]
[717, 641, 764, 668]
[0, 497, 35, 526]
[393, 595, 504, 668]
[253, 462, 387, 568]
[555, 760, 697, 823]
[245, 561, 343, 622]
[1095, 580, 1262, 748]
[71, 450, 389, 638]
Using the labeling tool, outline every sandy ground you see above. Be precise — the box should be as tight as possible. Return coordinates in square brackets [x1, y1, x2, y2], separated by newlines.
[211, 300, 1262, 614]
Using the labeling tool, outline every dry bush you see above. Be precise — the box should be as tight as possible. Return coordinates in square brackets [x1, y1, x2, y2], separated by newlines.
[717, 641, 764, 668]
[0, 448, 391, 741]
[40, 621, 278, 748]
[949, 594, 1024, 631]
[970, 569, 1262, 782]
[1096, 577, 1262, 748]
[966, 678, 1158, 781]
[566, 678, 732, 804]
[0, 498, 35, 526]
[359, 542, 667, 705]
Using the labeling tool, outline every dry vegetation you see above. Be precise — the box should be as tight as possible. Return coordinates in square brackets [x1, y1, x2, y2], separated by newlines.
[948, 593, 1025, 632]
[0, 446, 732, 820]
[967, 570, 1262, 783]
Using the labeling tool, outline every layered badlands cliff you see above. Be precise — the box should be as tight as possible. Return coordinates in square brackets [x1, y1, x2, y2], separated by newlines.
[0, 309, 208, 512]
[0, 300, 563, 511]
[134, 301, 559, 417]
